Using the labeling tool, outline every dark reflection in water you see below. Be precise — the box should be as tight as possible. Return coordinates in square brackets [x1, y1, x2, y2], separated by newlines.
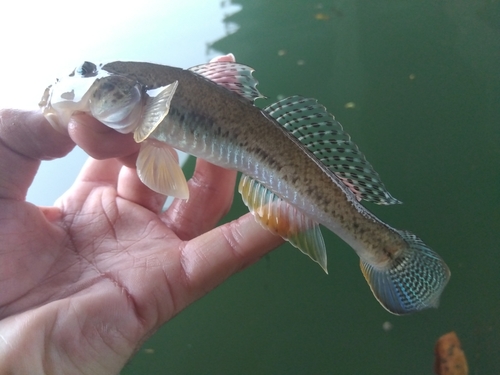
[124, 1, 499, 374]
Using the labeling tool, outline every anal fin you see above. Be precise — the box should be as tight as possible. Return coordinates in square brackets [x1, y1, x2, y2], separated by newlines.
[238, 174, 327, 273]
[136, 139, 189, 199]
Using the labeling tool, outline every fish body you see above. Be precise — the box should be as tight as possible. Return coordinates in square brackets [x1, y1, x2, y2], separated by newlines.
[105, 62, 403, 265]
[39, 59, 450, 314]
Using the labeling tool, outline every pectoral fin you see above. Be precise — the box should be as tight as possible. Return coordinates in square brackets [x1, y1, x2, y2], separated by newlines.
[238, 174, 327, 273]
[134, 81, 178, 142]
[136, 139, 189, 199]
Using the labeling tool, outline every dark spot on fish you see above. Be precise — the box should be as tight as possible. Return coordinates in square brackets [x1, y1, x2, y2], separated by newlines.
[295, 130, 305, 138]
[382, 247, 395, 259]
[92, 82, 117, 101]
[113, 91, 124, 100]
[257, 148, 270, 161]
[101, 82, 115, 92]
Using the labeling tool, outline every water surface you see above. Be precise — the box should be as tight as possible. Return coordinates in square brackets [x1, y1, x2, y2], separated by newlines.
[125, 1, 499, 373]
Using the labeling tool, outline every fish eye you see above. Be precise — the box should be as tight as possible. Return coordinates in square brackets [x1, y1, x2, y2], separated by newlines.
[71, 61, 98, 77]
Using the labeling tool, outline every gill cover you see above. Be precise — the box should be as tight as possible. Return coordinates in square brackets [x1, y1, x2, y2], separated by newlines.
[89, 74, 144, 134]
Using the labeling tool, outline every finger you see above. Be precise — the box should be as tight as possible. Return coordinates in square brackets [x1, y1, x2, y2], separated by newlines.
[58, 158, 122, 209]
[163, 158, 237, 240]
[116, 166, 168, 214]
[74, 157, 122, 187]
[0, 109, 74, 160]
[178, 213, 284, 303]
[0, 109, 75, 200]
[68, 113, 140, 161]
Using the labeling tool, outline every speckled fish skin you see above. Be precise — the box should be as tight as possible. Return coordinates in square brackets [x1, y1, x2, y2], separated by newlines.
[103, 61, 404, 264]
[48, 60, 449, 315]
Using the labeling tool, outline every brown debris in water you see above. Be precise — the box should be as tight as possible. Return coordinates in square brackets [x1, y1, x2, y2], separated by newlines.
[434, 331, 468, 375]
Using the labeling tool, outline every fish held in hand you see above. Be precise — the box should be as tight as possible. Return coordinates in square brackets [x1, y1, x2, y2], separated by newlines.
[39, 58, 450, 314]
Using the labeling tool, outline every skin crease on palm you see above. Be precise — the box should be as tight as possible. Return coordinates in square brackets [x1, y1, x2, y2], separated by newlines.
[0, 54, 283, 374]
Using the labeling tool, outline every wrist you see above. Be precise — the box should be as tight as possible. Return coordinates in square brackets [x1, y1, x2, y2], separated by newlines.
[0, 295, 137, 375]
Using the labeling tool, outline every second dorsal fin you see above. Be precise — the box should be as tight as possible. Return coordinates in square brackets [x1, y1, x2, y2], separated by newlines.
[264, 96, 401, 205]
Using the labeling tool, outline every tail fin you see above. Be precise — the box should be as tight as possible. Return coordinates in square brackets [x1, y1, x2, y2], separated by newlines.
[360, 230, 450, 315]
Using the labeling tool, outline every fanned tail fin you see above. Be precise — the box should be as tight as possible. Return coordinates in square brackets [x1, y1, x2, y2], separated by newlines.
[360, 231, 450, 315]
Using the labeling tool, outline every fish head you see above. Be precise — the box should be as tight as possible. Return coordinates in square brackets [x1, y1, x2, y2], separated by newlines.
[39, 61, 145, 134]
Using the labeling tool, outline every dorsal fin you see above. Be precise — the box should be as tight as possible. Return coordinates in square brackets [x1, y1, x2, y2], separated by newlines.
[264, 96, 400, 205]
[188, 62, 265, 102]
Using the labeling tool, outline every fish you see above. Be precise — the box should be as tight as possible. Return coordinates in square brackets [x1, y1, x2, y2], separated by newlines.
[39, 58, 450, 315]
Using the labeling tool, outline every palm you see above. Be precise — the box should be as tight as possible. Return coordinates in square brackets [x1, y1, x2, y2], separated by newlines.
[0, 110, 282, 374]
[2, 175, 179, 313]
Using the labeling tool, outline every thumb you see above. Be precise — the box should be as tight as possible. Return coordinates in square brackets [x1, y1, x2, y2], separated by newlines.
[0, 109, 75, 200]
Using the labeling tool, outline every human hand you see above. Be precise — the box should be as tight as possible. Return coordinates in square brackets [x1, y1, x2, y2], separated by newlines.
[0, 55, 283, 375]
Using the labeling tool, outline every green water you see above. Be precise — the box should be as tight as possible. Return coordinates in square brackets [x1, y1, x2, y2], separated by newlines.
[123, 0, 500, 373]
